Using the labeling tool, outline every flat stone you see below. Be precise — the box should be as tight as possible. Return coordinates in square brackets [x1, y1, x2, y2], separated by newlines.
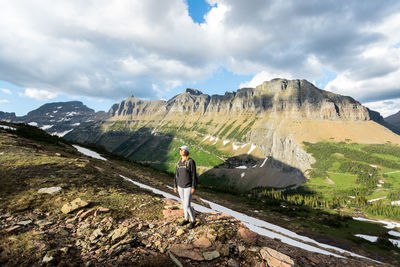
[193, 236, 212, 248]
[238, 227, 258, 244]
[260, 247, 294, 267]
[227, 258, 240, 267]
[6, 225, 20, 232]
[36, 220, 53, 227]
[203, 250, 220, 261]
[162, 209, 184, 219]
[176, 229, 185, 236]
[42, 254, 54, 263]
[97, 207, 110, 212]
[38, 187, 62, 194]
[17, 220, 32, 225]
[61, 198, 89, 214]
[170, 244, 204, 261]
[109, 227, 129, 242]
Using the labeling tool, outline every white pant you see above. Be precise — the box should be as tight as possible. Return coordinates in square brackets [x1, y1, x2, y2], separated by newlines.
[177, 186, 195, 222]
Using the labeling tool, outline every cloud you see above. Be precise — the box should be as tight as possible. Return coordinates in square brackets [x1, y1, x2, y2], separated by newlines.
[0, 0, 399, 103]
[1, 88, 11, 95]
[0, 99, 10, 103]
[364, 98, 400, 117]
[19, 88, 58, 101]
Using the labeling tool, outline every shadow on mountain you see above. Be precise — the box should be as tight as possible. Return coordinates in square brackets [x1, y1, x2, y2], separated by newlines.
[368, 108, 400, 135]
[65, 126, 175, 172]
[199, 154, 306, 193]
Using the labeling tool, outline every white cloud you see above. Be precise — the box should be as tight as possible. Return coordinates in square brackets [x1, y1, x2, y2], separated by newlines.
[19, 88, 58, 101]
[364, 98, 400, 117]
[239, 71, 294, 88]
[1, 88, 12, 95]
[0, 0, 399, 103]
[0, 99, 10, 103]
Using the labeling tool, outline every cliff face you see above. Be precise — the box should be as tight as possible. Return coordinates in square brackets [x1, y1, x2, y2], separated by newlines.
[108, 79, 370, 121]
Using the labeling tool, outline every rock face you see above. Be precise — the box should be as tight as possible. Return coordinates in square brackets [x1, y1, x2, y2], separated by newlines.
[0, 101, 108, 136]
[108, 79, 371, 120]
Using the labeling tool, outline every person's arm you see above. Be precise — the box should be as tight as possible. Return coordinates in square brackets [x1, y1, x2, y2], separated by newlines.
[174, 165, 178, 191]
[190, 159, 197, 190]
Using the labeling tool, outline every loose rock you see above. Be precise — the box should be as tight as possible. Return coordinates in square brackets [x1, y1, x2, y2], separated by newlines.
[61, 198, 89, 214]
[38, 187, 62, 194]
[260, 247, 294, 267]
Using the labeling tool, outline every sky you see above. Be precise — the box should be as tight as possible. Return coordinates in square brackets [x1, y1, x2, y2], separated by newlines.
[0, 0, 400, 117]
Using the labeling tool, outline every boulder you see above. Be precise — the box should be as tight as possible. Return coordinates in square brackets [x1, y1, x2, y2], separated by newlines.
[260, 247, 294, 267]
[61, 198, 89, 214]
[170, 244, 204, 261]
[38, 187, 62, 194]
[238, 227, 258, 244]
[203, 250, 220, 261]
[109, 227, 129, 242]
[193, 236, 212, 248]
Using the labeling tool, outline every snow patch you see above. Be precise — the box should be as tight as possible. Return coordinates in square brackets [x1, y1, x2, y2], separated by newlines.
[260, 157, 269, 168]
[388, 230, 400, 238]
[53, 129, 73, 137]
[368, 196, 386, 202]
[390, 238, 400, 248]
[241, 143, 247, 148]
[66, 111, 79, 117]
[71, 122, 80, 126]
[391, 200, 400, 206]
[212, 137, 219, 145]
[40, 125, 53, 130]
[236, 166, 247, 169]
[232, 143, 240, 150]
[355, 234, 378, 242]
[73, 145, 107, 161]
[377, 184, 382, 187]
[223, 140, 230, 146]
[247, 144, 256, 155]
[202, 135, 210, 142]
[209, 136, 215, 142]
[353, 217, 400, 229]
[166, 185, 173, 189]
[57, 106, 62, 109]
[241, 172, 245, 178]
[53, 110, 58, 113]
[28, 122, 38, 126]
[0, 125, 16, 130]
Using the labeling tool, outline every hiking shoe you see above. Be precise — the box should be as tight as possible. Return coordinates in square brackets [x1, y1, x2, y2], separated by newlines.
[178, 220, 189, 226]
[187, 221, 196, 229]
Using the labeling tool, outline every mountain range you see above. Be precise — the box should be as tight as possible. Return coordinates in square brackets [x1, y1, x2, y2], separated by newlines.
[1, 78, 400, 191]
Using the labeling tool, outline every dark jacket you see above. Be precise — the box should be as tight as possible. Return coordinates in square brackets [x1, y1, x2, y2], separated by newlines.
[174, 158, 197, 189]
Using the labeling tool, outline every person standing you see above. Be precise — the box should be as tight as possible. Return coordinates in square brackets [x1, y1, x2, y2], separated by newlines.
[174, 145, 197, 229]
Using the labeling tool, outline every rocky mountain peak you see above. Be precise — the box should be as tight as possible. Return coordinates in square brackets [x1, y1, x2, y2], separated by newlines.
[184, 88, 203, 95]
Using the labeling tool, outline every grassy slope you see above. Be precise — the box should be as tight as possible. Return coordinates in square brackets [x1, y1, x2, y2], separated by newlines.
[303, 141, 400, 220]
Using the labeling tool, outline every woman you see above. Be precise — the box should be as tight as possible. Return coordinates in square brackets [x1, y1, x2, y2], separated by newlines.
[174, 145, 197, 229]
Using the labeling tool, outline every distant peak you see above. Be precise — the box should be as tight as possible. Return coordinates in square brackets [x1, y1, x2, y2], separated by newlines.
[185, 88, 203, 95]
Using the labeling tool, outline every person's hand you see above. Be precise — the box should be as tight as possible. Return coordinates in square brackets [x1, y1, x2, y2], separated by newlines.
[174, 187, 177, 193]
[191, 188, 195, 194]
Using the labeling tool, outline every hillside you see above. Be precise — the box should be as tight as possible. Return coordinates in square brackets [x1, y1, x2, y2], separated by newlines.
[385, 111, 400, 128]
[65, 79, 400, 191]
[2, 123, 400, 266]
